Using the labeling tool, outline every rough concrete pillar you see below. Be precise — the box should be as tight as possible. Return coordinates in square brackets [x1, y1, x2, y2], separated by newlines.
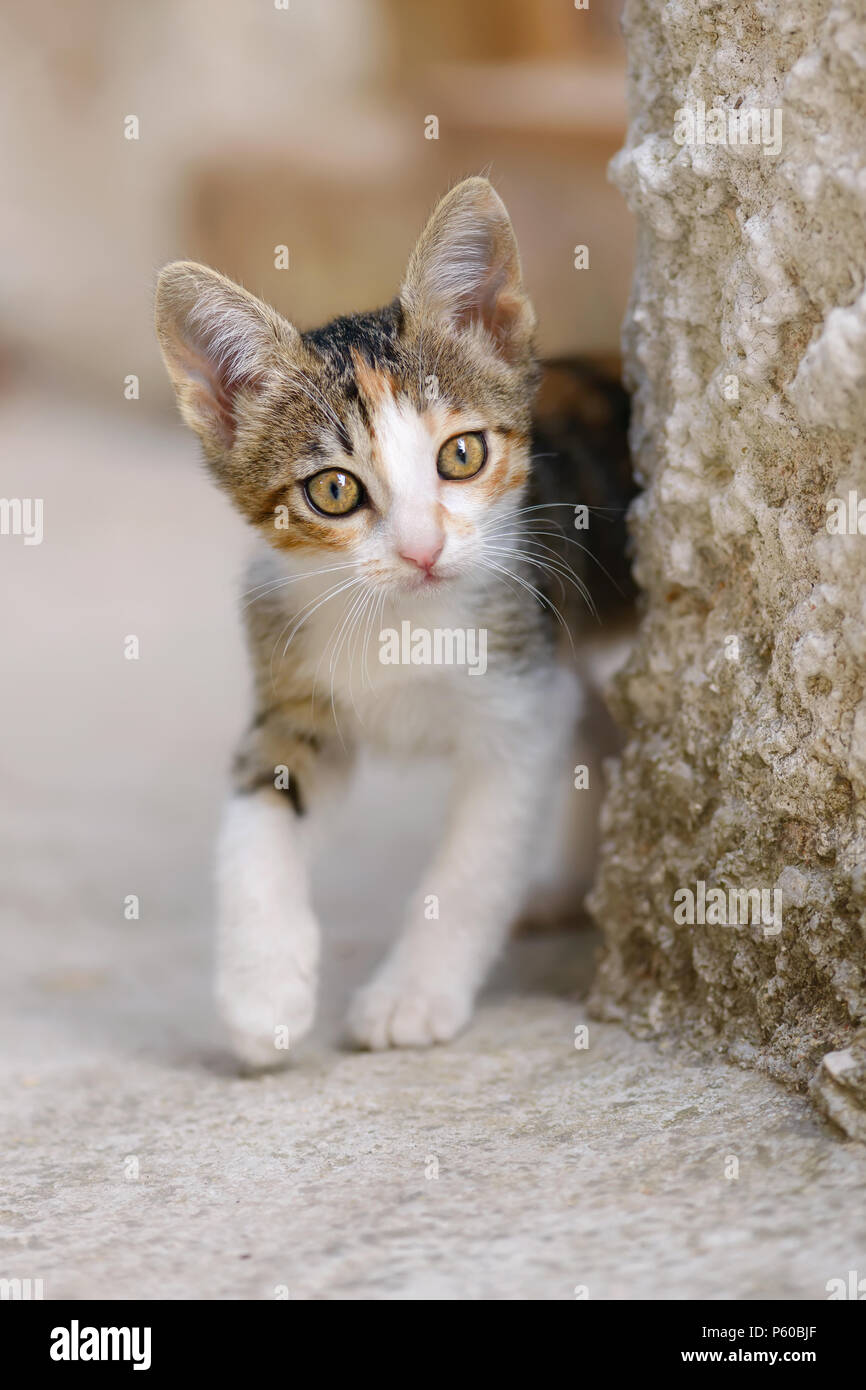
[589, 1, 866, 1137]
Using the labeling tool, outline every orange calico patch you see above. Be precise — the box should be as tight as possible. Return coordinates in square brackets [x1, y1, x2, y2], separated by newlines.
[257, 485, 361, 553]
[475, 428, 530, 503]
[417, 404, 529, 505]
[442, 509, 475, 537]
[351, 350, 396, 411]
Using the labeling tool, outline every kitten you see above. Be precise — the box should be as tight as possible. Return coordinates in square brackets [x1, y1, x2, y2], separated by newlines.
[155, 177, 634, 1066]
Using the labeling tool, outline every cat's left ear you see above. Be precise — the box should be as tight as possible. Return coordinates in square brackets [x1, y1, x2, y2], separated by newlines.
[400, 177, 535, 364]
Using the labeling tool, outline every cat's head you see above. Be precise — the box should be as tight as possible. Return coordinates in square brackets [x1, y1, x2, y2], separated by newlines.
[155, 177, 537, 595]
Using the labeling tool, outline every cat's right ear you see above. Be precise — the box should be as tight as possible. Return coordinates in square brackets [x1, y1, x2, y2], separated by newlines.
[155, 262, 298, 452]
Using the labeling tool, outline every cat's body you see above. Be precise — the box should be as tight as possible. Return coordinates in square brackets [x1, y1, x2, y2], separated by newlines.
[156, 178, 634, 1066]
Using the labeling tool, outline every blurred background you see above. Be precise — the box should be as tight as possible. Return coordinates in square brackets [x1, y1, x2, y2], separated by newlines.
[1, 0, 631, 405]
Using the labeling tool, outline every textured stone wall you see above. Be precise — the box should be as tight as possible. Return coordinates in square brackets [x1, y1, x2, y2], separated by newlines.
[589, 0, 866, 1137]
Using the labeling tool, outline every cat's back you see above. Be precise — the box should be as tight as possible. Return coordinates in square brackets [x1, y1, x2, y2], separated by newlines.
[530, 357, 637, 633]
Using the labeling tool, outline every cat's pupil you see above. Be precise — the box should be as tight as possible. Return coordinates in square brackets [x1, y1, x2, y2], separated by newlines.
[456, 438, 466, 462]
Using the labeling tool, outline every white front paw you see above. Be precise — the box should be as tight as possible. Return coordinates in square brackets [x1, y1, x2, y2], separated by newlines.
[216, 928, 318, 1070]
[347, 972, 472, 1051]
[217, 970, 316, 1069]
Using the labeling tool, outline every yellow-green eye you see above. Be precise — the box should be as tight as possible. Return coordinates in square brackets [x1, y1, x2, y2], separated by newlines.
[304, 469, 364, 516]
[437, 431, 487, 480]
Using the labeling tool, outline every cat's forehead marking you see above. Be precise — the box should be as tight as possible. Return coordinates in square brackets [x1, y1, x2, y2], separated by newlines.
[365, 394, 435, 500]
[302, 303, 402, 378]
[350, 348, 396, 409]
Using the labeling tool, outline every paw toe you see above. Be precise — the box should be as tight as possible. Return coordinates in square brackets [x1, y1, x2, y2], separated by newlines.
[347, 981, 470, 1051]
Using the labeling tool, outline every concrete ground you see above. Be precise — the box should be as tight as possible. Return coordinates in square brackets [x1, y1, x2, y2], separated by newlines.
[1, 387, 864, 1300]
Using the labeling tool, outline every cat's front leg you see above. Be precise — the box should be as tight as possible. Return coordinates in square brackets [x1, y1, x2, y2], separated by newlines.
[216, 721, 349, 1069]
[347, 666, 580, 1049]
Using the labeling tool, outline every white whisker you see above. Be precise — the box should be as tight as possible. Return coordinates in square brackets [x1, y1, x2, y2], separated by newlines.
[476, 555, 577, 657]
[483, 542, 596, 619]
[268, 574, 362, 688]
[241, 561, 358, 608]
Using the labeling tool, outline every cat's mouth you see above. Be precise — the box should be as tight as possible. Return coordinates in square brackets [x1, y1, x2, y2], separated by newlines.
[388, 573, 450, 602]
[405, 568, 451, 592]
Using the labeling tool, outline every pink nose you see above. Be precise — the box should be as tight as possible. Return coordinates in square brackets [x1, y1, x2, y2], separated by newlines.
[399, 539, 443, 574]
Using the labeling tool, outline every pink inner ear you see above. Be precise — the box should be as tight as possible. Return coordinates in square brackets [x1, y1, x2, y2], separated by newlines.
[454, 261, 525, 362]
[487, 290, 526, 358]
[175, 326, 267, 447]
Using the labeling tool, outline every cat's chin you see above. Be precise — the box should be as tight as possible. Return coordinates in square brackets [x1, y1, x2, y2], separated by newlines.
[398, 580, 451, 604]
[398, 569, 456, 596]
